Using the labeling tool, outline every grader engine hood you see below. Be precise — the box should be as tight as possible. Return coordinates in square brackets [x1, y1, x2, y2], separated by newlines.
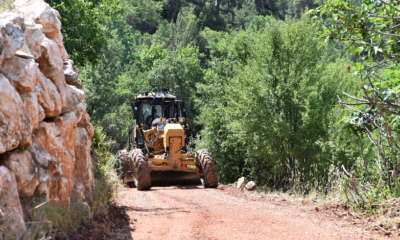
[163, 123, 185, 148]
[163, 123, 185, 169]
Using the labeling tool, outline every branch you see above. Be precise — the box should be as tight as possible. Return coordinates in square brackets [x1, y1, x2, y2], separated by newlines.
[342, 91, 369, 102]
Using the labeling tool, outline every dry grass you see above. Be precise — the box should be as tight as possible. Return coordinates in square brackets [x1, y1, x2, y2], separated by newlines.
[0, 0, 13, 13]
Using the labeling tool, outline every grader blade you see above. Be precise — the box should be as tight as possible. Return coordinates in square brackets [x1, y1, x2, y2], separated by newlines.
[150, 171, 201, 186]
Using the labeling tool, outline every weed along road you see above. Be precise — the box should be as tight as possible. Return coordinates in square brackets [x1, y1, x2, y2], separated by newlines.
[115, 185, 386, 240]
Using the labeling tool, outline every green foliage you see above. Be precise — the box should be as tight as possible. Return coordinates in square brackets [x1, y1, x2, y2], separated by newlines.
[45, 0, 110, 66]
[196, 16, 358, 190]
[315, 0, 400, 200]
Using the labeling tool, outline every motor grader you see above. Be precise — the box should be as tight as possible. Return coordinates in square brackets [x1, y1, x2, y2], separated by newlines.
[116, 91, 218, 190]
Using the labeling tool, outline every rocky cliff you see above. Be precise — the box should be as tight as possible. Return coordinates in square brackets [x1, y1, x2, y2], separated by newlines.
[0, 0, 94, 237]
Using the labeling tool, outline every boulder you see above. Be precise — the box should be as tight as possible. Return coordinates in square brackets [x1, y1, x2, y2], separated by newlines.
[78, 112, 94, 139]
[0, 166, 26, 238]
[0, 14, 24, 60]
[0, 149, 39, 197]
[46, 29, 68, 59]
[0, 74, 31, 154]
[12, 0, 61, 33]
[33, 121, 73, 204]
[0, 12, 25, 30]
[33, 70, 62, 117]
[63, 59, 82, 89]
[237, 177, 248, 190]
[0, 56, 39, 92]
[38, 104, 45, 123]
[29, 137, 61, 201]
[12, 0, 68, 59]
[71, 127, 93, 203]
[24, 22, 44, 59]
[20, 92, 39, 131]
[36, 37, 67, 107]
[245, 181, 257, 191]
[62, 85, 86, 122]
[55, 112, 77, 161]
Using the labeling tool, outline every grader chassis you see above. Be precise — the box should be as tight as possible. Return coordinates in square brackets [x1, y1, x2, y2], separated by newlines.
[116, 91, 218, 190]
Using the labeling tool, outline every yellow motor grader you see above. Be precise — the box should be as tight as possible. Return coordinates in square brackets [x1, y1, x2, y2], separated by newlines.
[116, 91, 218, 190]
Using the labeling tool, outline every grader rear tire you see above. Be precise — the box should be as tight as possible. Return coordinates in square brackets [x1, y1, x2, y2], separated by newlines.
[196, 149, 218, 188]
[129, 149, 151, 190]
[116, 150, 132, 183]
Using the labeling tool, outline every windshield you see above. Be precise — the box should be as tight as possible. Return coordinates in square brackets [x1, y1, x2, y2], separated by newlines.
[140, 102, 176, 129]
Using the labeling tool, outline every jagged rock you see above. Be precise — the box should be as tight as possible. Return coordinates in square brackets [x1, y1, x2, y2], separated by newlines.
[34, 70, 62, 117]
[63, 59, 82, 89]
[0, 12, 25, 30]
[20, 92, 39, 131]
[0, 14, 24, 59]
[237, 177, 248, 190]
[29, 136, 61, 201]
[12, 0, 68, 59]
[55, 111, 77, 161]
[46, 29, 68, 59]
[38, 104, 45, 122]
[78, 112, 94, 139]
[33, 121, 73, 204]
[36, 37, 63, 76]
[12, 0, 60, 32]
[0, 166, 26, 238]
[0, 74, 31, 154]
[36, 37, 67, 107]
[0, 56, 39, 92]
[62, 85, 86, 122]
[0, 149, 39, 197]
[71, 127, 93, 203]
[24, 22, 44, 59]
[245, 181, 257, 191]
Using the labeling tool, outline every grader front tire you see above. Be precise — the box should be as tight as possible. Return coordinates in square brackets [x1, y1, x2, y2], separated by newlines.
[196, 149, 218, 188]
[129, 149, 151, 190]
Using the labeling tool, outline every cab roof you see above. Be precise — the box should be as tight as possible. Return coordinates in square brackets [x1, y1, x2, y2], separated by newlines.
[135, 92, 176, 99]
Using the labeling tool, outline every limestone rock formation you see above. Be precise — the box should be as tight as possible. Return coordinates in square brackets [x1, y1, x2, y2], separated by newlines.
[24, 22, 44, 59]
[72, 127, 93, 203]
[0, 1, 94, 235]
[12, 0, 68, 59]
[0, 74, 31, 154]
[0, 149, 39, 197]
[0, 13, 24, 60]
[20, 92, 40, 131]
[0, 56, 38, 92]
[63, 59, 82, 89]
[36, 37, 67, 107]
[62, 85, 86, 122]
[0, 166, 26, 238]
[34, 70, 62, 117]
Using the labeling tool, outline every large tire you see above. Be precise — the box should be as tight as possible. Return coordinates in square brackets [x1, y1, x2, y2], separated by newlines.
[196, 149, 218, 188]
[116, 150, 135, 187]
[129, 149, 151, 190]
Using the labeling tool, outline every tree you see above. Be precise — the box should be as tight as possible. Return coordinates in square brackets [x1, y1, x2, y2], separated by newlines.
[314, 0, 400, 197]
[45, 0, 110, 66]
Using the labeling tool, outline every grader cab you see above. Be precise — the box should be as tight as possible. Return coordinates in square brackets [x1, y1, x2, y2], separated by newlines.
[116, 91, 218, 190]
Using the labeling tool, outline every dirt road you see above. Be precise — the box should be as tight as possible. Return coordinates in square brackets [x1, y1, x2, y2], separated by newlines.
[115, 185, 387, 240]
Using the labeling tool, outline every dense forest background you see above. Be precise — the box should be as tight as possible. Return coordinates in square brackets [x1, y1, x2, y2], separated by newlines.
[45, 0, 400, 202]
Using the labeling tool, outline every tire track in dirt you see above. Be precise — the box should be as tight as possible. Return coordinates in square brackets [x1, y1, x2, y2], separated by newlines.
[115, 186, 389, 240]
